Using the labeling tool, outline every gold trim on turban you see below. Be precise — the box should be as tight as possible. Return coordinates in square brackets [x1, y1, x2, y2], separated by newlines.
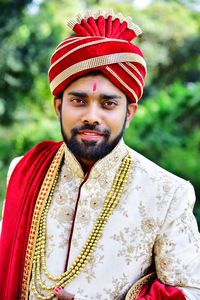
[105, 66, 139, 102]
[49, 38, 129, 73]
[50, 53, 146, 95]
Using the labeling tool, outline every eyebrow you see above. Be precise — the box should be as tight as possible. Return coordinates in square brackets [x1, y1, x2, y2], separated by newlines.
[68, 91, 122, 100]
[68, 91, 88, 98]
[100, 94, 122, 100]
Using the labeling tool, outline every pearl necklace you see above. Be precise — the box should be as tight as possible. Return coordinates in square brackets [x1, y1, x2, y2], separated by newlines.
[31, 153, 132, 299]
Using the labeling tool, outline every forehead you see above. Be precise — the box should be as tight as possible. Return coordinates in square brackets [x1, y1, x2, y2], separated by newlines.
[64, 75, 126, 97]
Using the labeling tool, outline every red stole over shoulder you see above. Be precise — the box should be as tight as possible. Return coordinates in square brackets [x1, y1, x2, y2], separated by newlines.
[0, 140, 63, 300]
[136, 278, 186, 300]
[126, 272, 186, 300]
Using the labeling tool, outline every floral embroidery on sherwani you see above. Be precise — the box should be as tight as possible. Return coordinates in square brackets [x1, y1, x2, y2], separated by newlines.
[7, 140, 200, 300]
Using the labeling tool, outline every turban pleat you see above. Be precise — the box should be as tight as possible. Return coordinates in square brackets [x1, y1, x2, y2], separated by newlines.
[48, 10, 147, 103]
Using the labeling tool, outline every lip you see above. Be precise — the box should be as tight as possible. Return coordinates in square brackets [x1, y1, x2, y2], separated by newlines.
[78, 130, 104, 141]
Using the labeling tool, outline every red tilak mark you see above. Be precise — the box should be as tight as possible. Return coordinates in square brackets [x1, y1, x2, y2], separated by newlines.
[92, 83, 97, 92]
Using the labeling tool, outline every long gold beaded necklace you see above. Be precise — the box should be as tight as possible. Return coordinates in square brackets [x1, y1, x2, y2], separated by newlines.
[31, 151, 133, 300]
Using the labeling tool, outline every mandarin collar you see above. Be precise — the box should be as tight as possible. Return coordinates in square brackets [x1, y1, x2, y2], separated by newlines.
[63, 139, 129, 180]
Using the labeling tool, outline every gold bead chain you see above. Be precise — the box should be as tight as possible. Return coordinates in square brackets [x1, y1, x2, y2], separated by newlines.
[31, 154, 132, 299]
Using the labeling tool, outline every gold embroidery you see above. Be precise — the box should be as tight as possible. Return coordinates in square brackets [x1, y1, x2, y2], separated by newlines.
[119, 62, 143, 93]
[67, 9, 142, 37]
[125, 272, 155, 300]
[21, 144, 65, 300]
[49, 38, 129, 73]
[126, 62, 145, 82]
[105, 66, 139, 102]
[31, 154, 133, 299]
[55, 36, 79, 50]
[50, 53, 146, 93]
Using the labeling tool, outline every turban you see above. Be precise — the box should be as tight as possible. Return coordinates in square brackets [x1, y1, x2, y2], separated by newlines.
[48, 10, 147, 103]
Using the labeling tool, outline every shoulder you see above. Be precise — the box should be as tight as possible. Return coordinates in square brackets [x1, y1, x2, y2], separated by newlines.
[126, 145, 191, 190]
[125, 145, 196, 220]
[6, 140, 63, 184]
[7, 156, 23, 184]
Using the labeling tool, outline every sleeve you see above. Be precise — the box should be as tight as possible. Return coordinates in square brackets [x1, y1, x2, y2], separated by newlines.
[6, 156, 23, 184]
[74, 296, 88, 300]
[0, 156, 23, 233]
[154, 181, 200, 300]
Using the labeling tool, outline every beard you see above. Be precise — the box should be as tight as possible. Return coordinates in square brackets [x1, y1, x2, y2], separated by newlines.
[60, 118, 127, 162]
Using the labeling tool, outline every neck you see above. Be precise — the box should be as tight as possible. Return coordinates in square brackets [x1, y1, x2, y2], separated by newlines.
[77, 157, 96, 174]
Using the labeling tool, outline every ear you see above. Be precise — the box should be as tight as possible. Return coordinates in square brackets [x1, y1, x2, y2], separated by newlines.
[125, 103, 138, 128]
[54, 97, 62, 119]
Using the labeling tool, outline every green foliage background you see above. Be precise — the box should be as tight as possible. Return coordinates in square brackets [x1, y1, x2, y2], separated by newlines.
[0, 0, 199, 226]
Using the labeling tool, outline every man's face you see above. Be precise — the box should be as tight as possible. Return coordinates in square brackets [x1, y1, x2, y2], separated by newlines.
[54, 74, 137, 163]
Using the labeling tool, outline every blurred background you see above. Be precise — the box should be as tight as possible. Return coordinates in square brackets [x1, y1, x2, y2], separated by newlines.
[0, 0, 199, 226]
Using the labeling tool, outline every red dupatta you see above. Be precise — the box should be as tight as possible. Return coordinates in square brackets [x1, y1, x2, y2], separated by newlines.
[126, 272, 186, 300]
[0, 140, 63, 300]
[136, 277, 186, 299]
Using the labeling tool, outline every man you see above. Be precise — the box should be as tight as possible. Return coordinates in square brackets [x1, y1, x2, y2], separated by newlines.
[0, 9, 200, 300]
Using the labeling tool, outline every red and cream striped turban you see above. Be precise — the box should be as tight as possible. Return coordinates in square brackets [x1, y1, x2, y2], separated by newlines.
[48, 10, 147, 103]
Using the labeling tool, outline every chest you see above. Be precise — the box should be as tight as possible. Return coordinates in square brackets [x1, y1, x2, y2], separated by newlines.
[30, 166, 171, 299]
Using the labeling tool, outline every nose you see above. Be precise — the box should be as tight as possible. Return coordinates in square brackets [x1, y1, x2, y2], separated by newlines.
[81, 103, 102, 125]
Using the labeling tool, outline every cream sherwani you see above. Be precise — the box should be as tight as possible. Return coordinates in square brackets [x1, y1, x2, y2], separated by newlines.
[5, 140, 200, 299]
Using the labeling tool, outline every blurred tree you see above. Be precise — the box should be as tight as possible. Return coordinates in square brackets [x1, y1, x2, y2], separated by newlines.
[0, 0, 32, 37]
[154, 34, 200, 85]
[140, 1, 199, 86]
[167, 0, 200, 11]
[0, 0, 83, 125]
[0, 0, 33, 124]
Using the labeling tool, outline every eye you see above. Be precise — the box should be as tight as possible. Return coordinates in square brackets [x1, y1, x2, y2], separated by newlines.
[103, 100, 118, 109]
[71, 98, 85, 106]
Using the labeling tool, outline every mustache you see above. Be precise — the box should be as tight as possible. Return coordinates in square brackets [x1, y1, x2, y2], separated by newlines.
[71, 124, 111, 136]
